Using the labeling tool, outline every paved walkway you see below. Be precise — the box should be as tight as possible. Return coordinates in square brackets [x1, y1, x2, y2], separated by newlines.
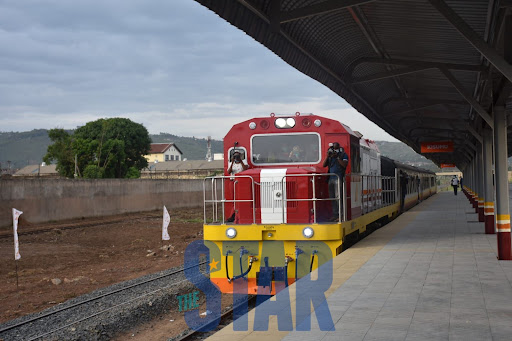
[208, 191, 512, 341]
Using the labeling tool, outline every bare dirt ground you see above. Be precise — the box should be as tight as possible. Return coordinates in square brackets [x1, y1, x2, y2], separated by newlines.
[0, 207, 205, 328]
[115, 294, 235, 341]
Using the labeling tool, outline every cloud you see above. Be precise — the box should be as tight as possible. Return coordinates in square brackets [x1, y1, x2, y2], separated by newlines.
[0, 0, 397, 142]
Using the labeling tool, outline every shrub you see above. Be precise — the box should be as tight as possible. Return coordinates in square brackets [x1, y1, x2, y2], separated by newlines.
[125, 167, 140, 179]
[83, 165, 104, 179]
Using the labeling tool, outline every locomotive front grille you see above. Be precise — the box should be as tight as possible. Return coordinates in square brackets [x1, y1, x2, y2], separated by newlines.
[260, 181, 283, 209]
[259, 169, 287, 224]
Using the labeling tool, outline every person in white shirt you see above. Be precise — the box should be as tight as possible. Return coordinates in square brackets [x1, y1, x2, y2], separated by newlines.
[226, 151, 249, 222]
[451, 175, 459, 195]
[227, 151, 249, 175]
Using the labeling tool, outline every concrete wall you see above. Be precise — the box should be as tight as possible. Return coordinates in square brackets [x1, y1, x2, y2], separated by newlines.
[0, 178, 204, 227]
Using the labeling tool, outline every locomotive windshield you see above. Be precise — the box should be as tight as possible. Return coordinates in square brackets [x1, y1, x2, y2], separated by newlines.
[251, 133, 321, 164]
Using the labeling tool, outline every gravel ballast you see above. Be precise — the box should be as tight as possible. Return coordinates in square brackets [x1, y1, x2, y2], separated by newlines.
[0, 262, 206, 341]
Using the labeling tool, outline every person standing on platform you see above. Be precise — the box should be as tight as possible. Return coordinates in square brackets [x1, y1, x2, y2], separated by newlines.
[451, 175, 459, 195]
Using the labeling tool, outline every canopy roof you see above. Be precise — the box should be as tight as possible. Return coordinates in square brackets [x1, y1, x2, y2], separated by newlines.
[194, 0, 512, 168]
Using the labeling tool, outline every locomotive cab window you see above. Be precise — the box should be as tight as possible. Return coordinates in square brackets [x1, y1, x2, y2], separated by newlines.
[228, 148, 246, 161]
[251, 133, 320, 164]
[350, 142, 361, 173]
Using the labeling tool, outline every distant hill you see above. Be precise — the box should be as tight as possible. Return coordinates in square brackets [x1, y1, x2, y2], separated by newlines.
[375, 141, 441, 172]
[0, 130, 52, 169]
[150, 133, 223, 160]
[0, 129, 465, 172]
[0, 130, 224, 169]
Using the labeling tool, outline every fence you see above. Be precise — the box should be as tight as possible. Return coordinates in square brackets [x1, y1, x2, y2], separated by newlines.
[0, 178, 204, 227]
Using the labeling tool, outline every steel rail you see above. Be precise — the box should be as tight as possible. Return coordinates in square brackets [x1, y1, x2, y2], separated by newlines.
[26, 283, 184, 341]
[174, 295, 258, 341]
[0, 260, 208, 334]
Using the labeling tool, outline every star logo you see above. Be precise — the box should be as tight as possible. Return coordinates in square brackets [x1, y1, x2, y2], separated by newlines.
[209, 258, 219, 271]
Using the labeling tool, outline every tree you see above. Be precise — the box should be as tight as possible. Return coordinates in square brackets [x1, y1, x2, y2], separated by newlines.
[44, 118, 151, 178]
[43, 129, 75, 177]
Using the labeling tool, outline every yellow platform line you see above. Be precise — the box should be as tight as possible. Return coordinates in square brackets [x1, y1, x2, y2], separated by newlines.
[206, 207, 425, 340]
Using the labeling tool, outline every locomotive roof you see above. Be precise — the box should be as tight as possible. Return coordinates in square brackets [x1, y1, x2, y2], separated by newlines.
[381, 156, 436, 176]
[359, 138, 380, 153]
[228, 114, 360, 138]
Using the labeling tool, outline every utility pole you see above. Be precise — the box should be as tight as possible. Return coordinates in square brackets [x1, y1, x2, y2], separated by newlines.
[74, 154, 78, 178]
[206, 136, 212, 162]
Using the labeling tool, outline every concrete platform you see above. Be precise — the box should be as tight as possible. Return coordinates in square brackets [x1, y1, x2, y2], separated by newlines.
[207, 191, 512, 341]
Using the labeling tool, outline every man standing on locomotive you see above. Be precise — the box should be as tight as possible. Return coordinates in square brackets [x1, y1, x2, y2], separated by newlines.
[323, 142, 349, 222]
[227, 150, 249, 176]
[226, 150, 249, 222]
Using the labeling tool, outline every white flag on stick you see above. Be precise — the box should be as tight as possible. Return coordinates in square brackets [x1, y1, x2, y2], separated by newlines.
[162, 206, 170, 241]
[12, 208, 23, 260]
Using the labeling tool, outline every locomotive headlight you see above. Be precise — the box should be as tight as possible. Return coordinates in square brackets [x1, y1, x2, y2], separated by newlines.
[314, 119, 322, 127]
[275, 118, 287, 128]
[275, 117, 296, 129]
[303, 227, 314, 238]
[226, 227, 237, 239]
[249, 122, 256, 129]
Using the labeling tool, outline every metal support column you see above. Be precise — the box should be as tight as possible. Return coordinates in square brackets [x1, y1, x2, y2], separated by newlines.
[483, 128, 495, 234]
[466, 163, 472, 199]
[471, 157, 478, 208]
[467, 160, 472, 200]
[466, 163, 470, 196]
[462, 166, 467, 196]
[494, 106, 511, 260]
[477, 145, 484, 220]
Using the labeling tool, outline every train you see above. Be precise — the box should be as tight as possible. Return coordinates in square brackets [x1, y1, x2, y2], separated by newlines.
[203, 113, 436, 295]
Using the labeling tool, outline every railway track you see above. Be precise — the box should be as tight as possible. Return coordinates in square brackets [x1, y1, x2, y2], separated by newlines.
[0, 260, 207, 341]
[174, 295, 258, 341]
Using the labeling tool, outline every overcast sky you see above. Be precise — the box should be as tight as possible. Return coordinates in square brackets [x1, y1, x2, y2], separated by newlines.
[0, 0, 398, 142]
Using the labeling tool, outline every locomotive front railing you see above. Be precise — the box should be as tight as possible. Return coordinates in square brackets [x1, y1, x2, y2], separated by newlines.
[203, 175, 256, 224]
[280, 173, 345, 224]
[203, 173, 397, 224]
[203, 173, 345, 224]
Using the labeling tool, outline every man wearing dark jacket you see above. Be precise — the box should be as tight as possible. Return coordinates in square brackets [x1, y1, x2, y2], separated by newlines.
[323, 142, 349, 221]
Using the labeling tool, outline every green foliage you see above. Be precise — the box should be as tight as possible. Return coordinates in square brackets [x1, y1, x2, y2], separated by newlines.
[43, 118, 151, 178]
[43, 129, 75, 177]
[125, 166, 140, 179]
[83, 165, 104, 179]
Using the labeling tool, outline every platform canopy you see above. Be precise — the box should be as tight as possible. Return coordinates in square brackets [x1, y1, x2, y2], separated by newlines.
[193, 0, 512, 168]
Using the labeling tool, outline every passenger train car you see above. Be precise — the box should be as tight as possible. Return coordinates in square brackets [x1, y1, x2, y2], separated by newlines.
[203, 113, 436, 294]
